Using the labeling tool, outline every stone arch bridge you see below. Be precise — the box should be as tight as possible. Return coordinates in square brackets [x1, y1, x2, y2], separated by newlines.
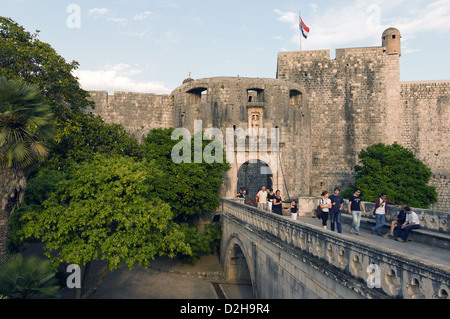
[220, 198, 450, 299]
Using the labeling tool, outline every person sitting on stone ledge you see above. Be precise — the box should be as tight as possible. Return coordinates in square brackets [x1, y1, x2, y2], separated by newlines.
[384, 205, 407, 238]
[396, 206, 420, 242]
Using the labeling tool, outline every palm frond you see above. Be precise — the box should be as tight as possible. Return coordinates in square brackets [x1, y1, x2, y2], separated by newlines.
[0, 76, 55, 168]
[31, 141, 49, 159]
[0, 254, 60, 299]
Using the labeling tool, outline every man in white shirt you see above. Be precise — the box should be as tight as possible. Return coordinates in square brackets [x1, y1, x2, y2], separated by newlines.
[396, 206, 420, 242]
[257, 187, 268, 211]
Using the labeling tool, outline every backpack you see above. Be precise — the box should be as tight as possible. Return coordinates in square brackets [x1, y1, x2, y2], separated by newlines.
[316, 199, 323, 218]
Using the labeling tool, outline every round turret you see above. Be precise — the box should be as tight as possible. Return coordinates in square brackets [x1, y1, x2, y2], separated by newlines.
[382, 28, 401, 56]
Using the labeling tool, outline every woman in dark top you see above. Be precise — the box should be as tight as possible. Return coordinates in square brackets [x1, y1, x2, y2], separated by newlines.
[287, 201, 298, 220]
[267, 189, 276, 212]
[272, 190, 283, 215]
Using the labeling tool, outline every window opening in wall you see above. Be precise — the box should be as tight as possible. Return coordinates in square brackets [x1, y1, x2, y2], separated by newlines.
[289, 90, 302, 106]
[186, 87, 207, 105]
[247, 88, 264, 103]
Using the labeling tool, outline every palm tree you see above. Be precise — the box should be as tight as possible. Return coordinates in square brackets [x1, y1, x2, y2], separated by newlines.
[0, 253, 60, 299]
[0, 76, 54, 263]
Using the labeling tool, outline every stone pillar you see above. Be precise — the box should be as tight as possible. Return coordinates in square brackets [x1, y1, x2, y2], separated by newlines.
[297, 196, 320, 218]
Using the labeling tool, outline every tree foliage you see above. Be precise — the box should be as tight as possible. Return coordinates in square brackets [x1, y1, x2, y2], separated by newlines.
[21, 154, 191, 271]
[0, 17, 93, 113]
[2, 18, 228, 275]
[19, 128, 229, 267]
[141, 128, 230, 221]
[47, 112, 141, 169]
[343, 142, 438, 208]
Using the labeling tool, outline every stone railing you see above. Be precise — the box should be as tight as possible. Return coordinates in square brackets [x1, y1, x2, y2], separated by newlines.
[299, 196, 450, 235]
[222, 198, 450, 299]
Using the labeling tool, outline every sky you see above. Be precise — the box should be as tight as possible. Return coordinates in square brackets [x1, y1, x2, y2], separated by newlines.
[2, 0, 450, 94]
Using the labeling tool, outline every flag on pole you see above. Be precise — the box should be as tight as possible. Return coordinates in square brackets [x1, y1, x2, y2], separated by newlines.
[300, 15, 310, 39]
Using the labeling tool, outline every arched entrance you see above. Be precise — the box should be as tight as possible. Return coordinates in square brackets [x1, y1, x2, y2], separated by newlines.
[237, 160, 273, 205]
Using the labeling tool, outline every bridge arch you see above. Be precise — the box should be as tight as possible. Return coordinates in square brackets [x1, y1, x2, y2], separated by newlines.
[222, 234, 255, 295]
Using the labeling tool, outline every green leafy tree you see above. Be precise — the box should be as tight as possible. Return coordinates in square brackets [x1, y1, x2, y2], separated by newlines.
[0, 17, 138, 169]
[0, 17, 93, 114]
[139, 128, 229, 263]
[180, 223, 222, 264]
[0, 253, 60, 299]
[48, 112, 141, 169]
[21, 154, 191, 298]
[0, 76, 54, 262]
[343, 142, 438, 208]
[8, 167, 67, 252]
[141, 128, 230, 221]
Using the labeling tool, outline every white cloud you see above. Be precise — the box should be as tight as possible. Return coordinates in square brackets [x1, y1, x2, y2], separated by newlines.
[134, 11, 152, 20]
[392, 0, 450, 34]
[119, 31, 148, 38]
[108, 17, 127, 25]
[88, 8, 109, 15]
[164, 31, 180, 44]
[274, 9, 297, 27]
[88, 7, 127, 25]
[274, 0, 450, 53]
[74, 64, 171, 94]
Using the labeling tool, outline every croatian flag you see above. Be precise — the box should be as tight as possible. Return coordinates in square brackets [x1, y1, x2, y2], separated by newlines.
[300, 16, 310, 39]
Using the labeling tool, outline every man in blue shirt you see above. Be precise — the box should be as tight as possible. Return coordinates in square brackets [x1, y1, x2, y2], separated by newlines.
[348, 188, 366, 235]
[329, 187, 344, 233]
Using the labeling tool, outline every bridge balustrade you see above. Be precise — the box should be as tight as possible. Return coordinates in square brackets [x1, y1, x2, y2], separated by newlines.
[221, 198, 450, 299]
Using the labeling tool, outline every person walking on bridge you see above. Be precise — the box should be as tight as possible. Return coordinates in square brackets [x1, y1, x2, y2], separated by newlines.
[272, 190, 283, 216]
[257, 186, 268, 211]
[320, 191, 332, 229]
[329, 188, 344, 233]
[372, 193, 398, 236]
[267, 189, 275, 212]
[349, 189, 366, 235]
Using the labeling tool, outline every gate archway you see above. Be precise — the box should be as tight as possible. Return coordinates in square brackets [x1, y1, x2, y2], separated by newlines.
[237, 160, 273, 205]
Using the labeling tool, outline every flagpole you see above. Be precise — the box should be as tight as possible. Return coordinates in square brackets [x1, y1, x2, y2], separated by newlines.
[300, 33, 302, 51]
[299, 10, 302, 51]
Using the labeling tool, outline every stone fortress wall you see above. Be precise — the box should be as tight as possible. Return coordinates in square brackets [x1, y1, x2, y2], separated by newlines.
[88, 91, 173, 141]
[88, 28, 449, 212]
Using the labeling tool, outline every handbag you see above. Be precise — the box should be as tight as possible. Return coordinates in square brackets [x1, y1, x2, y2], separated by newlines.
[316, 199, 323, 218]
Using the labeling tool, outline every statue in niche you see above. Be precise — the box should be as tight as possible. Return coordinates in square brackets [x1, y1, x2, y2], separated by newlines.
[249, 111, 262, 135]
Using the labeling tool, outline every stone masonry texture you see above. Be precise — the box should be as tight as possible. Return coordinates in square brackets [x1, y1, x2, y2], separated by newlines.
[88, 29, 450, 212]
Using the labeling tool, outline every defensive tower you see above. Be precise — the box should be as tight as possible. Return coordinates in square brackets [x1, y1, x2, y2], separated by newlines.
[382, 27, 402, 56]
